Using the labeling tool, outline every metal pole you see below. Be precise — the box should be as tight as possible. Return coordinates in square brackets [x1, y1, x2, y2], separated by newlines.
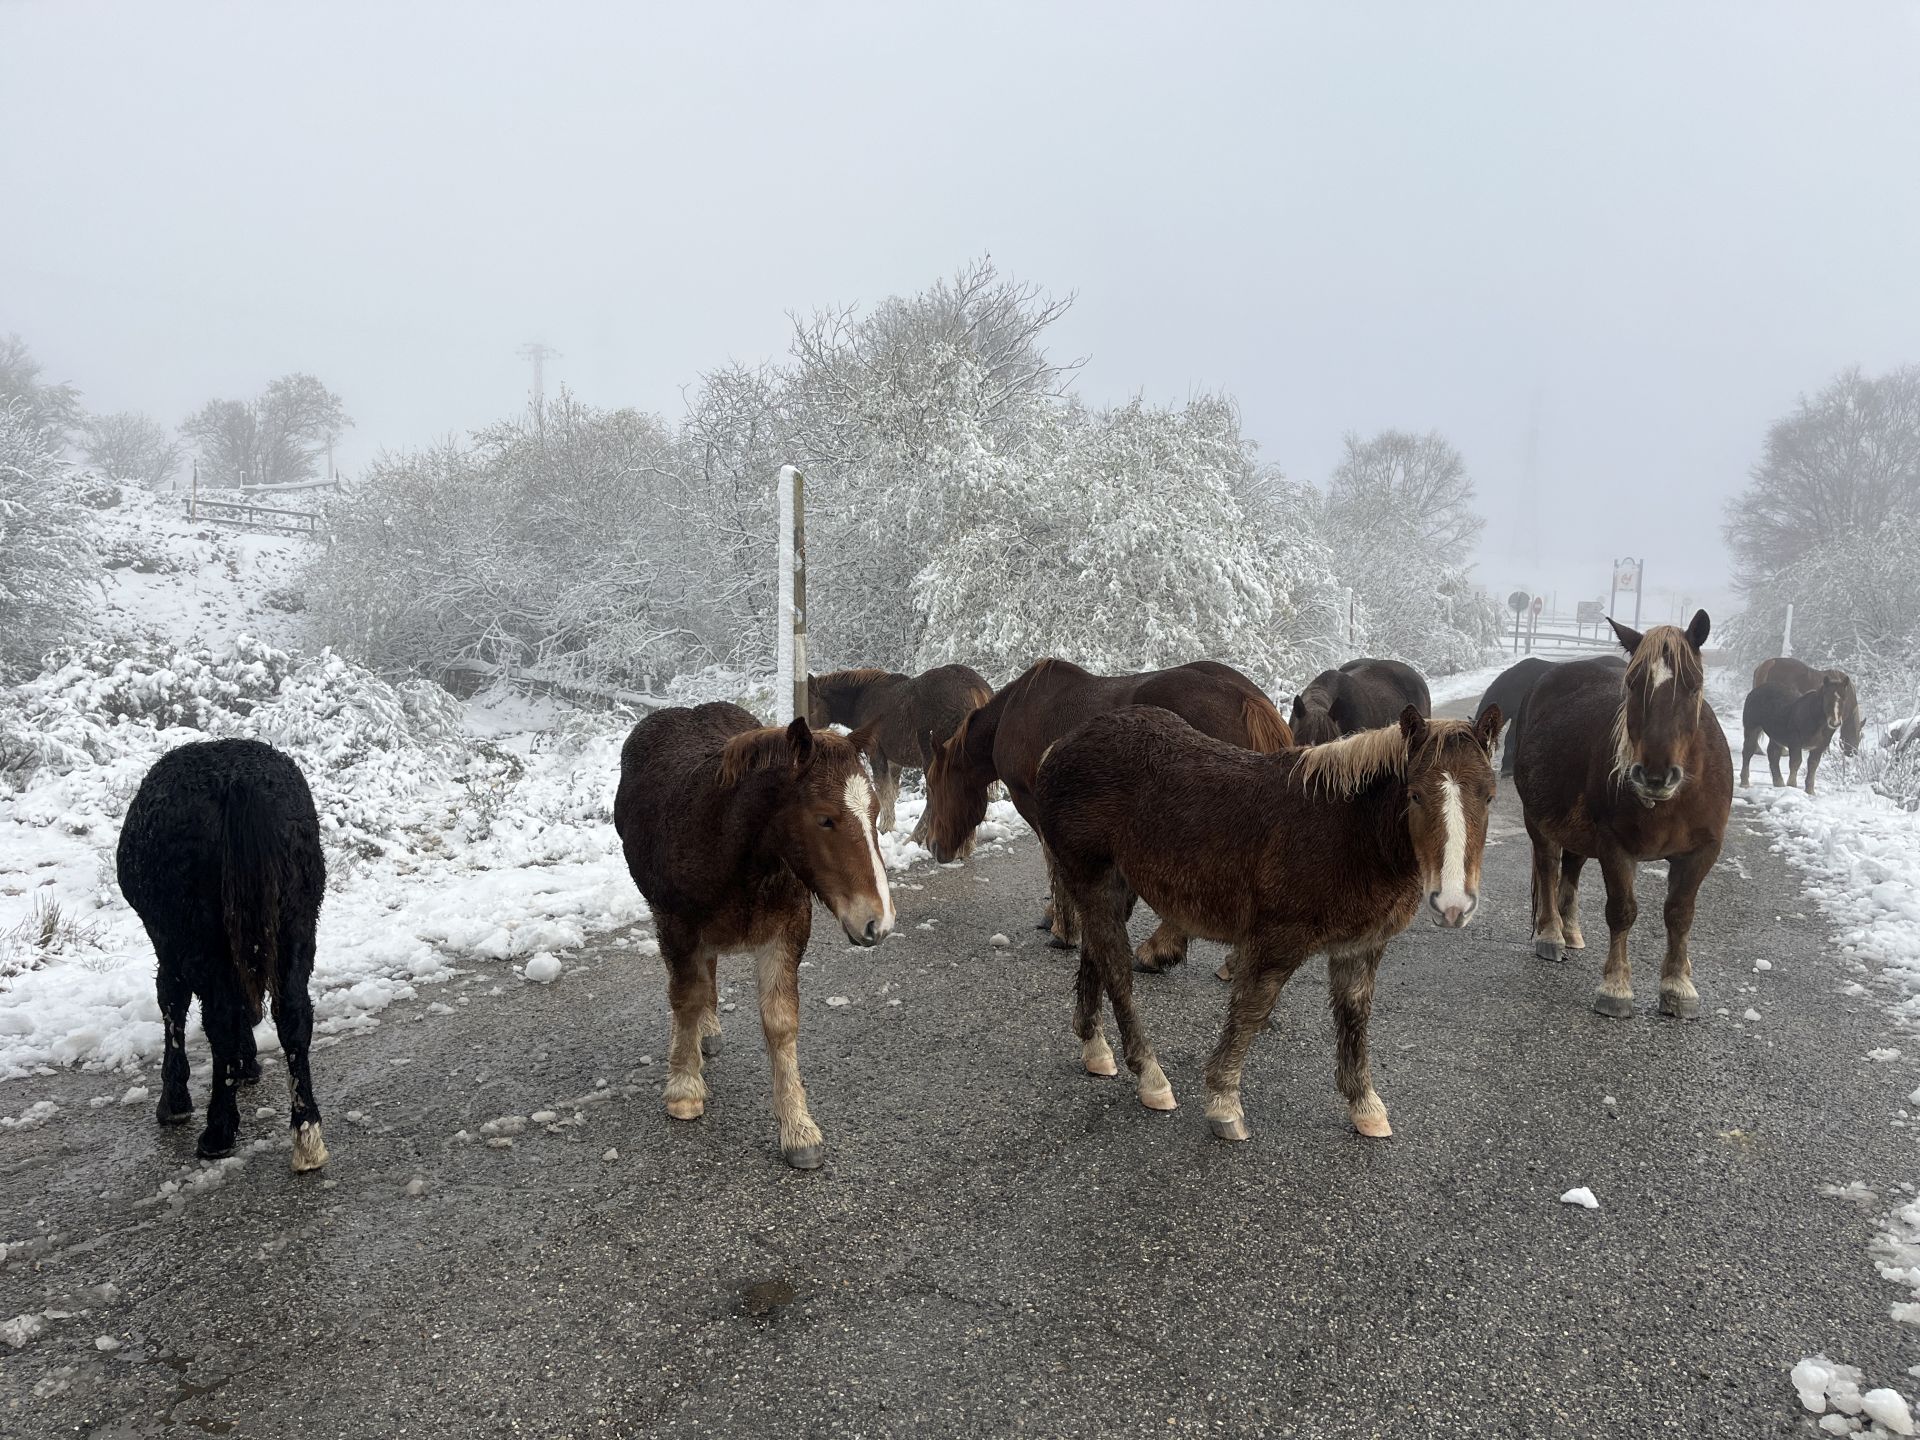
[791, 469, 808, 724]
[190, 458, 198, 520]
[775, 465, 797, 723]
[1782, 603, 1794, 659]
[1608, 560, 1618, 626]
[1633, 559, 1644, 628]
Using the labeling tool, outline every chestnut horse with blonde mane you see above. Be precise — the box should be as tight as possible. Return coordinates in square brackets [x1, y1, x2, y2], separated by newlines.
[924, 658, 1292, 971]
[1035, 703, 1502, 1142]
[1515, 612, 1732, 1019]
[614, 704, 895, 1169]
[806, 664, 993, 839]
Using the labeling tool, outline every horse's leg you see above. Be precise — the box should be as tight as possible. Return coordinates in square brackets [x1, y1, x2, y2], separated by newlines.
[1327, 941, 1392, 1138]
[1806, 742, 1827, 796]
[154, 956, 194, 1127]
[662, 933, 715, 1122]
[1527, 821, 1567, 960]
[906, 768, 932, 846]
[754, 922, 823, 1169]
[1786, 746, 1803, 788]
[1044, 843, 1080, 949]
[1202, 938, 1301, 1142]
[1132, 917, 1190, 974]
[1657, 842, 1720, 1020]
[271, 947, 328, 1172]
[1593, 848, 1640, 1019]
[1067, 871, 1117, 1077]
[1081, 873, 1172, 1109]
[1767, 740, 1785, 788]
[874, 757, 901, 835]
[699, 949, 723, 1057]
[196, 996, 252, 1160]
[1558, 852, 1588, 951]
[1740, 726, 1758, 787]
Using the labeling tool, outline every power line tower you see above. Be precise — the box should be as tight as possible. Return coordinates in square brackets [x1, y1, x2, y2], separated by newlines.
[516, 342, 562, 420]
[1520, 387, 1543, 572]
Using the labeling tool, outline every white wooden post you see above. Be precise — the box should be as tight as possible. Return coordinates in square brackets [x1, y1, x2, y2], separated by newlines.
[1781, 602, 1794, 659]
[775, 466, 796, 723]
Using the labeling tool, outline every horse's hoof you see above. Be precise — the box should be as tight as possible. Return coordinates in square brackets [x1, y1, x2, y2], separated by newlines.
[1047, 935, 1075, 951]
[1132, 953, 1181, 974]
[1565, 934, 1586, 951]
[290, 1122, 329, 1172]
[195, 1131, 236, 1161]
[665, 1096, 705, 1121]
[1209, 1114, 1250, 1142]
[1215, 961, 1234, 982]
[239, 1058, 263, 1086]
[1534, 939, 1565, 962]
[1033, 914, 1053, 932]
[700, 1033, 723, 1058]
[156, 1098, 193, 1127]
[1592, 991, 1635, 1019]
[1081, 1039, 1118, 1077]
[782, 1143, 824, 1171]
[1351, 1112, 1394, 1139]
[1658, 990, 1701, 1020]
[1138, 1084, 1178, 1112]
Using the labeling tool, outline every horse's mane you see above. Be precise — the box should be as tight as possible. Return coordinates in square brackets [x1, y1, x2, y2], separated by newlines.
[1293, 723, 1409, 796]
[813, 667, 897, 693]
[1609, 626, 1705, 782]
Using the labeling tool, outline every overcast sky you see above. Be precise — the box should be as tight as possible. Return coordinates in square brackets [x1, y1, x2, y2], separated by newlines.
[5, 2, 1918, 623]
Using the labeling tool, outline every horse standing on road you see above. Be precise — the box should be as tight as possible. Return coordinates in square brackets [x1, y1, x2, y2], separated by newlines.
[1514, 612, 1732, 1020]
[806, 665, 993, 840]
[1742, 672, 1848, 795]
[1290, 658, 1430, 744]
[614, 704, 895, 1170]
[1034, 703, 1502, 1142]
[923, 658, 1291, 971]
[117, 738, 330, 1172]
[1475, 655, 1625, 777]
[1753, 656, 1863, 757]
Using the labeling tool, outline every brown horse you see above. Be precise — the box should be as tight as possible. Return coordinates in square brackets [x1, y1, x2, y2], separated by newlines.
[1475, 655, 1625, 778]
[613, 704, 895, 1169]
[1742, 673, 1847, 795]
[1753, 656, 1863, 756]
[806, 664, 993, 837]
[923, 658, 1292, 970]
[1034, 703, 1502, 1141]
[1514, 612, 1732, 1019]
[1290, 658, 1431, 744]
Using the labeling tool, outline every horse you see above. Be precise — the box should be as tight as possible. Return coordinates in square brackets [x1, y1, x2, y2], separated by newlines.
[116, 739, 329, 1171]
[806, 664, 993, 838]
[1290, 658, 1431, 744]
[1514, 612, 1732, 1020]
[613, 704, 895, 1170]
[1742, 672, 1848, 795]
[1033, 703, 1502, 1142]
[1475, 655, 1626, 778]
[1753, 656, 1863, 756]
[923, 658, 1292, 971]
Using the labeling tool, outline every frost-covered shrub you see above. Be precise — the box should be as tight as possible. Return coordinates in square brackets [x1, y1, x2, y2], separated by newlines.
[0, 400, 98, 676]
[33, 635, 291, 732]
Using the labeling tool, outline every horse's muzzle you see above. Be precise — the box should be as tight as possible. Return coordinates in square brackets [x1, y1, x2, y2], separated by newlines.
[1628, 764, 1683, 807]
[840, 907, 892, 947]
[1428, 891, 1477, 929]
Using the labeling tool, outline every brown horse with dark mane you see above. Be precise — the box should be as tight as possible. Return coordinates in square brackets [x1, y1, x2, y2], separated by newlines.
[1514, 612, 1732, 1019]
[1753, 656, 1863, 756]
[1742, 671, 1848, 795]
[807, 664, 993, 838]
[924, 658, 1292, 970]
[1290, 658, 1431, 744]
[1034, 703, 1502, 1141]
[614, 703, 895, 1169]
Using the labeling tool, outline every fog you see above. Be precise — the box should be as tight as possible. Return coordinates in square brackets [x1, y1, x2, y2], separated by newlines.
[5, 1, 1919, 621]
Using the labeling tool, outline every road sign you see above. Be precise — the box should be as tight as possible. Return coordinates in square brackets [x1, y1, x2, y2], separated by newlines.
[1576, 599, 1604, 625]
[1529, 595, 1543, 616]
[1614, 561, 1641, 592]
[1508, 590, 1530, 614]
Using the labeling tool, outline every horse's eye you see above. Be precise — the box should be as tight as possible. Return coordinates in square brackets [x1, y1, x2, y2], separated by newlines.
[818, 816, 835, 830]
[1409, 793, 1424, 806]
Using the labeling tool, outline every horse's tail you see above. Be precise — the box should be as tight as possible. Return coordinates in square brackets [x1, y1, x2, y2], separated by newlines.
[1753, 658, 1776, 690]
[1242, 692, 1294, 753]
[219, 775, 283, 1020]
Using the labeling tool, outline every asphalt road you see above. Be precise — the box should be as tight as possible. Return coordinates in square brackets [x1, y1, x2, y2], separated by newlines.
[3, 711, 1916, 1438]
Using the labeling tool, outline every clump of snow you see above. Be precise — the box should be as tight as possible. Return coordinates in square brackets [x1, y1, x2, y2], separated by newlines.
[0, 1100, 58, 1131]
[989, 933, 1011, 948]
[1754, 957, 1774, 972]
[1559, 1187, 1599, 1210]
[825, 996, 851, 1008]
[1743, 1008, 1763, 1022]
[1866, 1389, 1917, 1435]
[522, 953, 563, 985]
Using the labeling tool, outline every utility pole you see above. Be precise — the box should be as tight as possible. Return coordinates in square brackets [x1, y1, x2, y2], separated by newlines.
[517, 342, 562, 421]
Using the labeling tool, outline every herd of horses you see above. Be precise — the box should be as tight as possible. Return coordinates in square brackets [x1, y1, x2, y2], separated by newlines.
[108, 614, 1865, 1173]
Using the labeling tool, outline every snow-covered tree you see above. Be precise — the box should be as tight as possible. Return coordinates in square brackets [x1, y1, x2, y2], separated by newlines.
[0, 334, 82, 446]
[0, 401, 97, 675]
[80, 411, 184, 489]
[181, 374, 351, 488]
[1329, 429, 1484, 552]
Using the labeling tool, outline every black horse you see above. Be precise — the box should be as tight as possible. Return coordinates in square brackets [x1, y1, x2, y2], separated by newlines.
[117, 739, 330, 1171]
[1476, 655, 1626, 777]
[1290, 658, 1431, 744]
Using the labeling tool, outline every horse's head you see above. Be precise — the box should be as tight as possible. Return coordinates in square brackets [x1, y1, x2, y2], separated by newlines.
[802, 675, 832, 730]
[1608, 609, 1711, 808]
[923, 713, 988, 863]
[718, 717, 894, 946]
[1290, 690, 1340, 745]
[1819, 670, 1850, 733]
[1399, 704, 1503, 928]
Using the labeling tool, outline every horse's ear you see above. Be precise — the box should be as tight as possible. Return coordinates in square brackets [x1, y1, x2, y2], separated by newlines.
[784, 715, 815, 772]
[1685, 609, 1711, 650]
[1475, 703, 1504, 755]
[1398, 704, 1428, 747]
[1607, 617, 1644, 655]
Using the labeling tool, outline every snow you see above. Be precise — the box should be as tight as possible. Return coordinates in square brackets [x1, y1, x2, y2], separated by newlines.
[1867, 1390, 1917, 1435]
[1559, 1187, 1599, 1210]
[522, 953, 563, 985]
[1426, 661, 1522, 710]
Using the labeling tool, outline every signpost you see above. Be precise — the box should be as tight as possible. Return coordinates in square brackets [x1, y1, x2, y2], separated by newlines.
[1575, 598, 1604, 636]
[1507, 590, 1531, 655]
[774, 466, 808, 724]
[1609, 557, 1644, 627]
[1528, 594, 1544, 652]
